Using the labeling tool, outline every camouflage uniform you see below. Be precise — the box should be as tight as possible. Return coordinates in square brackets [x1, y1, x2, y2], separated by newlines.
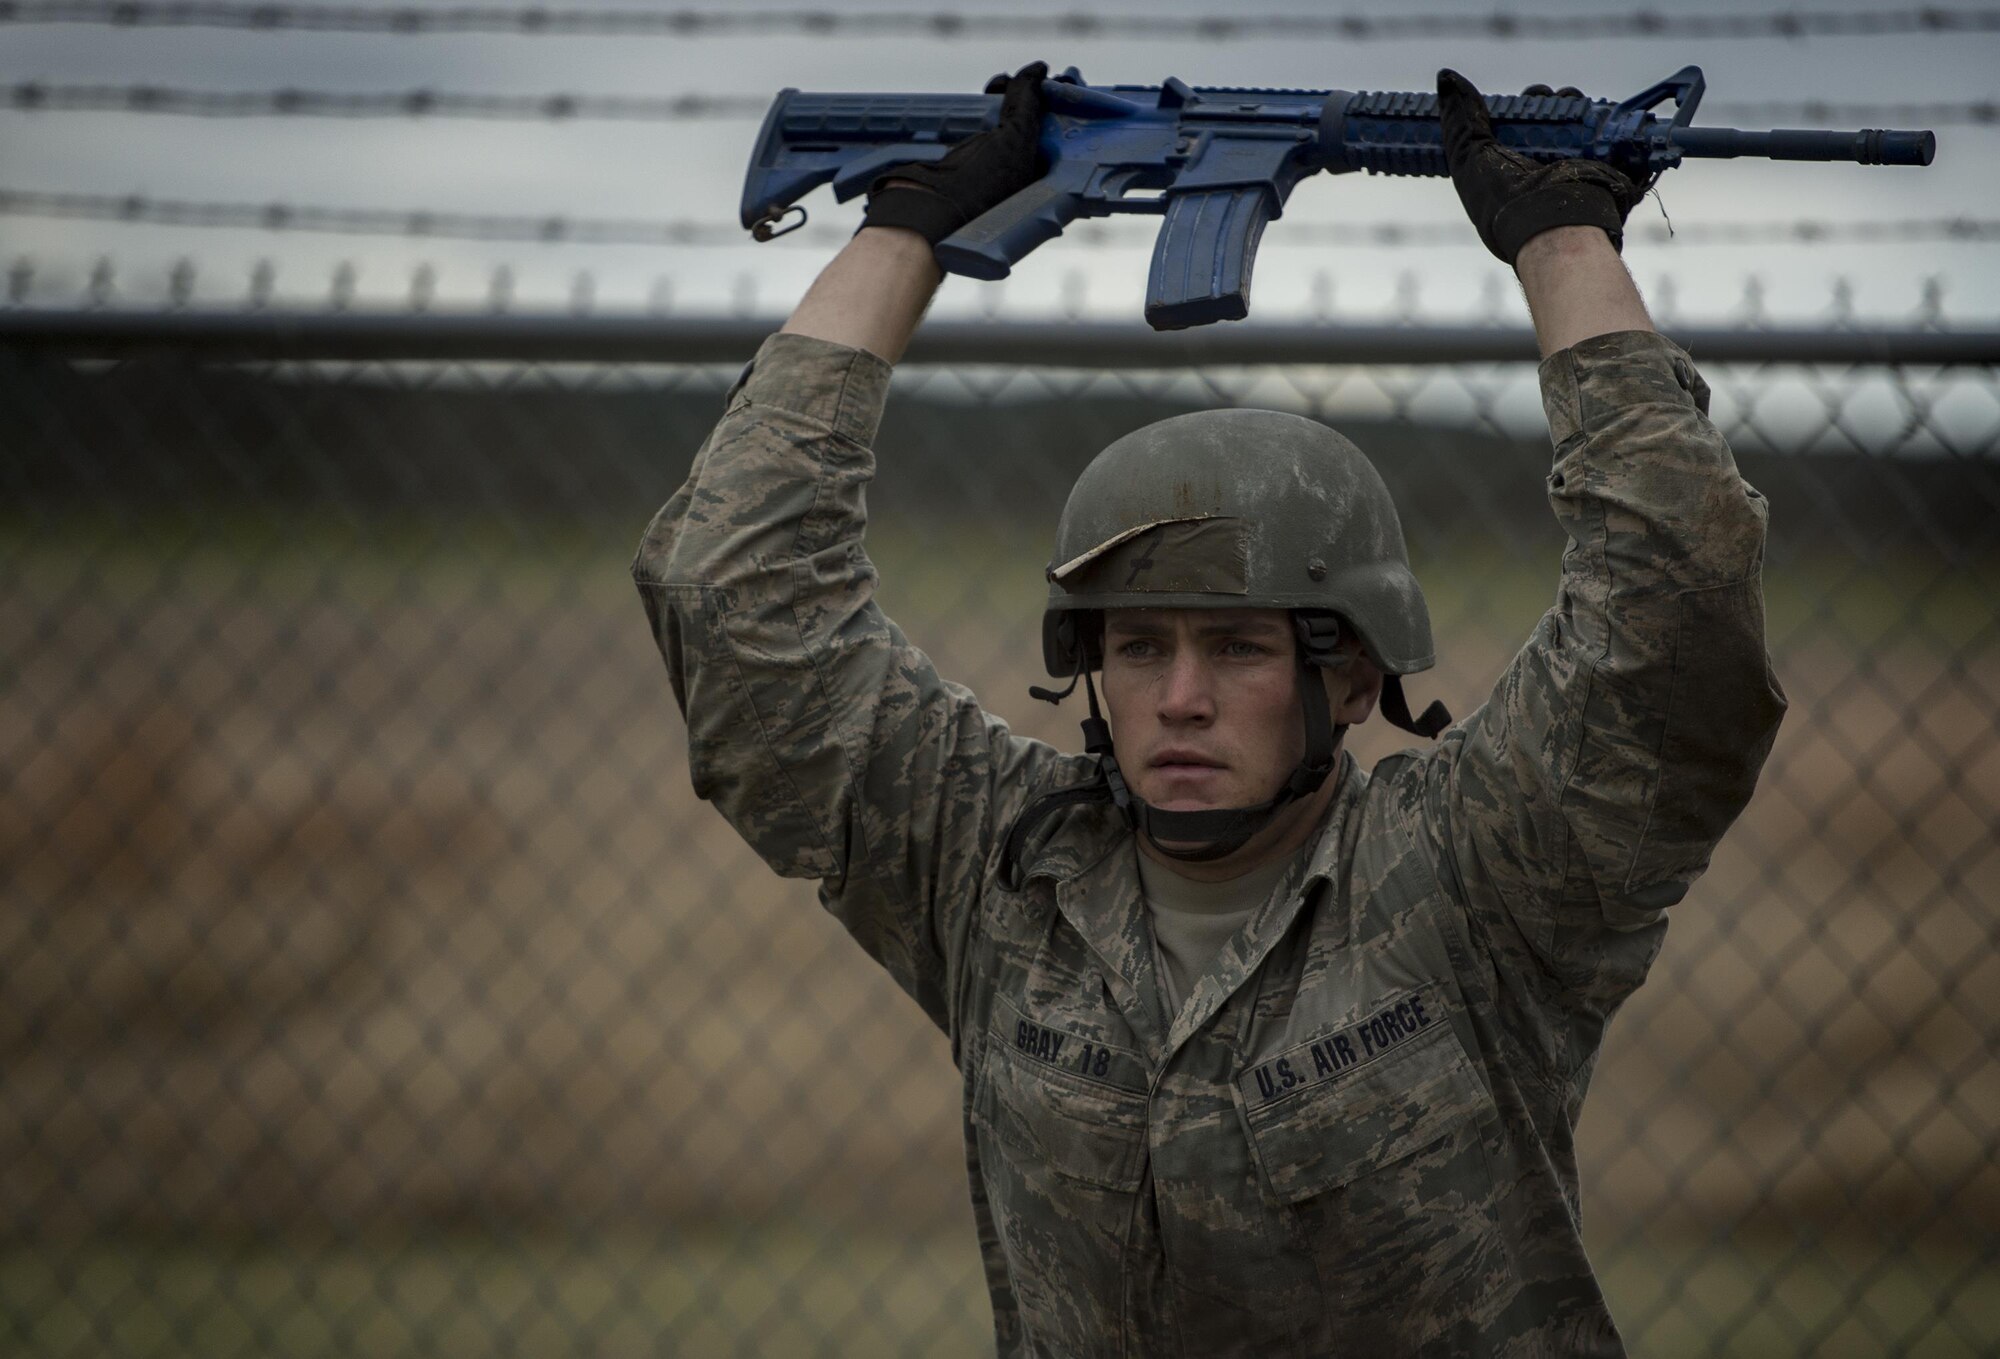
[633, 328, 1785, 1357]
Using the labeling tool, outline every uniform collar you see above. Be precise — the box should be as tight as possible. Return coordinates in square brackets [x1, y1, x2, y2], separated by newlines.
[1010, 784, 1123, 889]
[1052, 832, 1172, 1063]
[1162, 753, 1364, 1052]
[1014, 753, 1370, 1062]
[1297, 750, 1368, 903]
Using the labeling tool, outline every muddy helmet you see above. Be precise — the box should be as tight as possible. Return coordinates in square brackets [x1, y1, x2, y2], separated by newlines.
[1042, 408, 1436, 681]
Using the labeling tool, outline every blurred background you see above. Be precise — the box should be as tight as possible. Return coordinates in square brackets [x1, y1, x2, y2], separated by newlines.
[2, 1, 1996, 1355]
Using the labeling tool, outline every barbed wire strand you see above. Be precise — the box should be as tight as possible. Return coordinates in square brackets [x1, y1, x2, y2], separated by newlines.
[3, 2, 1997, 40]
[6, 82, 1993, 128]
[1, 188, 1992, 249]
[4, 83, 770, 119]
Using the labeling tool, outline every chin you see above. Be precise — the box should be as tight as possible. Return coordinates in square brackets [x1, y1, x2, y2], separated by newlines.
[1149, 795, 1221, 813]
[1135, 779, 1238, 812]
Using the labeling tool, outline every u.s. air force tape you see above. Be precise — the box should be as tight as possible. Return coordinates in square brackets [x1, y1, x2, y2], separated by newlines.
[1239, 986, 1443, 1109]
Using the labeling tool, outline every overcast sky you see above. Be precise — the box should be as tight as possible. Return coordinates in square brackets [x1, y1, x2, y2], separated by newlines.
[1, 0, 1993, 326]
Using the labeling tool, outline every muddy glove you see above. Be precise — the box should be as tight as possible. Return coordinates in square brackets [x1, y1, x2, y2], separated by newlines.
[1436, 68, 1647, 265]
[862, 61, 1051, 244]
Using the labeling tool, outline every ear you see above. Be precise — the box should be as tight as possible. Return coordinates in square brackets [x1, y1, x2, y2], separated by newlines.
[1330, 654, 1383, 727]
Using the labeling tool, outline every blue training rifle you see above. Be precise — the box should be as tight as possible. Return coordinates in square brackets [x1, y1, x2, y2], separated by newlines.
[739, 65, 1937, 330]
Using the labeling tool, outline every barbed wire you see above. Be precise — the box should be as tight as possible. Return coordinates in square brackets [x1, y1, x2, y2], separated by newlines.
[0, 188, 747, 244]
[2, 83, 768, 119]
[6, 81, 1993, 128]
[4, 1, 1997, 40]
[2, 187, 1993, 249]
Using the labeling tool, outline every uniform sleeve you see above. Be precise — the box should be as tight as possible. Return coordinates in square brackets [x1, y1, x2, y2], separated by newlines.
[1414, 330, 1787, 1036]
[630, 332, 1058, 1045]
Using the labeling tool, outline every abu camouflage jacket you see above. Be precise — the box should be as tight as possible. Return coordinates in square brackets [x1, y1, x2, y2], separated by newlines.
[633, 329, 1786, 1357]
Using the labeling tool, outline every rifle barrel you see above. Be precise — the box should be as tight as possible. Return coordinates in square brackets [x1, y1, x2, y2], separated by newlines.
[1670, 126, 1936, 166]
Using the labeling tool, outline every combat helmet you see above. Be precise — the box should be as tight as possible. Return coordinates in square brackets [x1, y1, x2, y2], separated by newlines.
[1001, 408, 1450, 882]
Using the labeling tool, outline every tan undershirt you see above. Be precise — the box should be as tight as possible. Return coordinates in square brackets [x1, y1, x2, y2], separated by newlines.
[1136, 847, 1296, 1018]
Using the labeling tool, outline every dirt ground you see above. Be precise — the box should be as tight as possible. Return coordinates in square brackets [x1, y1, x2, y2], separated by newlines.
[2, 546, 1994, 1270]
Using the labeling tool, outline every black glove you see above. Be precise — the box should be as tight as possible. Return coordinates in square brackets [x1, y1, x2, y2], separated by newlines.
[1436, 68, 1647, 265]
[861, 61, 1051, 244]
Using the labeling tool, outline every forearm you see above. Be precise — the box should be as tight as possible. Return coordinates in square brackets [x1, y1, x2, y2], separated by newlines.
[1513, 226, 1655, 358]
[1428, 329, 1783, 1015]
[780, 225, 944, 365]
[633, 331, 892, 877]
[1540, 330, 1779, 890]
[631, 330, 1051, 1037]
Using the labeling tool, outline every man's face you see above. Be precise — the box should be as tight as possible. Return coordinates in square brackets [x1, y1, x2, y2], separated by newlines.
[1099, 608, 1334, 814]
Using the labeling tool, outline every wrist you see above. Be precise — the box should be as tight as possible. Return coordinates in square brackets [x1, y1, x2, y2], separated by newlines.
[861, 184, 967, 248]
[853, 221, 945, 268]
[1513, 225, 1653, 358]
[782, 226, 943, 365]
[1512, 224, 1618, 278]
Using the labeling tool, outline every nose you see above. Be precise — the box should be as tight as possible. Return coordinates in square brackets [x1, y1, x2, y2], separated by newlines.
[1155, 648, 1215, 724]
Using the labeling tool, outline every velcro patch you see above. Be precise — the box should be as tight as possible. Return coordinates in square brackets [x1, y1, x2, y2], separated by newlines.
[1049, 517, 1249, 595]
[1238, 986, 1444, 1109]
[994, 997, 1148, 1094]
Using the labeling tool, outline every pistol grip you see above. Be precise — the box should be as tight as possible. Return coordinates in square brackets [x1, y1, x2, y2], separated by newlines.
[934, 166, 1090, 281]
[1145, 186, 1276, 330]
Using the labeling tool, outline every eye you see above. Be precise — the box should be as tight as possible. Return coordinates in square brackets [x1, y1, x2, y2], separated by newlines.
[1222, 639, 1269, 659]
[1115, 638, 1160, 660]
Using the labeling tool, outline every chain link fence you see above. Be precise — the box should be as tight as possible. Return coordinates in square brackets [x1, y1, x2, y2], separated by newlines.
[3, 298, 1996, 1357]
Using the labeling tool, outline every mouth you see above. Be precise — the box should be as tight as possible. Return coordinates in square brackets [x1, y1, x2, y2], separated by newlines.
[1149, 750, 1225, 775]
